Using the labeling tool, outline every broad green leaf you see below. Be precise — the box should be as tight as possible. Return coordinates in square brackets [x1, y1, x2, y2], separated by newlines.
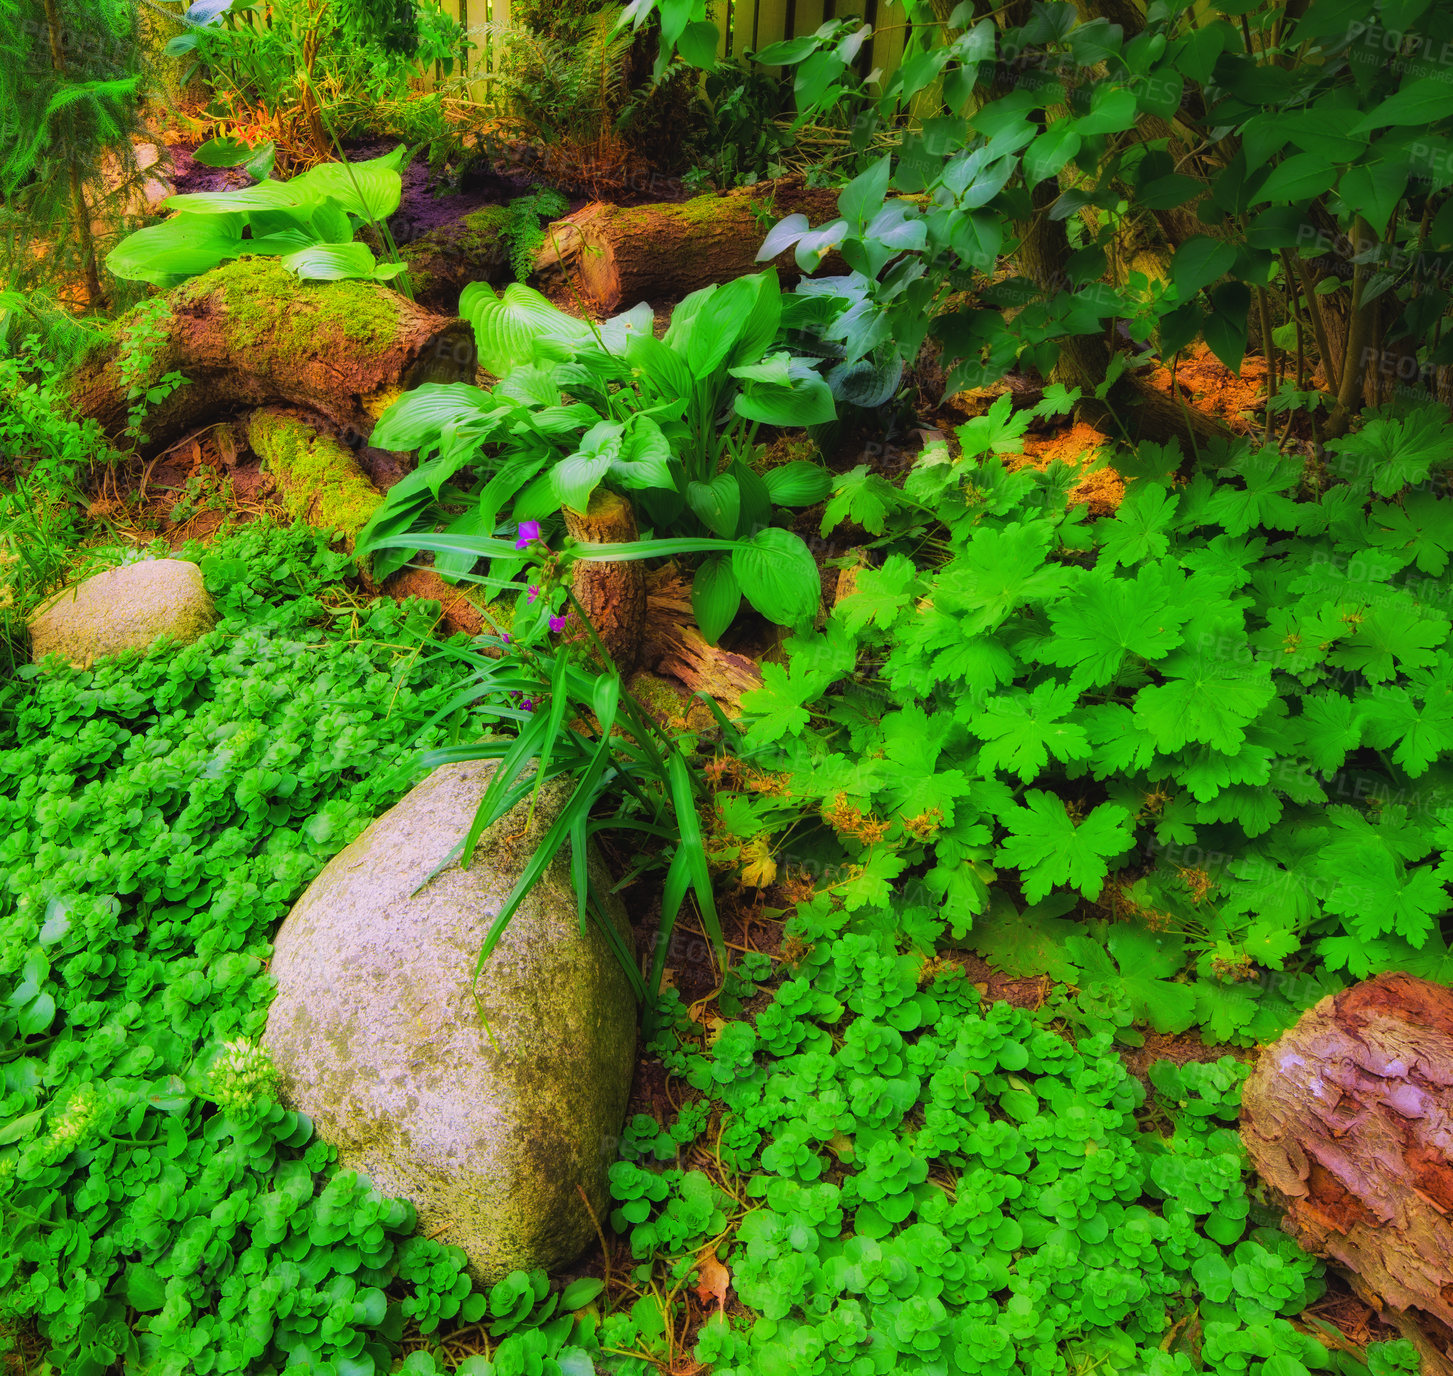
[369, 384, 501, 453]
[1171, 237, 1236, 298]
[292, 146, 407, 220]
[839, 155, 892, 228]
[462, 282, 594, 375]
[191, 136, 259, 167]
[164, 179, 323, 214]
[279, 241, 384, 281]
[1352, 75, 1453, 135]
[1023, 125, 1082, 186]
[762, 460, 830, 507]
[732, 528, 820, 627]
[1251, 151, 1337, 206]
[105, 212, 246, 285]
[686, 473, 741, 537]
[734, 360, 837, 427]
[692, 555, 741, 644]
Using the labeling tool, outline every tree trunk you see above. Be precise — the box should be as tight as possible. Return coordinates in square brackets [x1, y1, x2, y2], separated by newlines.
[1241, 972, 1453, 1376]
[58, 258, 476, 453]
[560, 180, 847, 312]
[1014, 181, 1234, 453]
[562, 489, 647, 674]
[42, 0, 105, 307]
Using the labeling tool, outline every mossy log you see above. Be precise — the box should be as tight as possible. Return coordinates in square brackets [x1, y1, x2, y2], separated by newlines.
[58, 258, 477, 454]
[1241, 972, 1453, 1376]
[556, 181, 847, 311]
[399, 206, 513, 313]
[246, 408, 383, 549]
[562, 490, 646, 674]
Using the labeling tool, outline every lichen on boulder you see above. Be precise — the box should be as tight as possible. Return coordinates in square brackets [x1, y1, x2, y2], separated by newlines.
[261, 759, 638, 1284]
[28, 558, 217, 668]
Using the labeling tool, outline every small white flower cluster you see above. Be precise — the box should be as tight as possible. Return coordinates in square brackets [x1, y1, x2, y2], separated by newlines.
[209, 1038, 277, 1118]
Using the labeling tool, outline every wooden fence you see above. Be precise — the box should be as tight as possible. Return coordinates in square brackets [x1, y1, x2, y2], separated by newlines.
[436, 0, 912, 94]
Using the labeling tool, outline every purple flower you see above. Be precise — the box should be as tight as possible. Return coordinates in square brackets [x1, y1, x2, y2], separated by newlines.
[527, 585, 540, 604]
[549, 614, 569, 633]
[514, 520, 542, 550]
[519, 698, 535, 712]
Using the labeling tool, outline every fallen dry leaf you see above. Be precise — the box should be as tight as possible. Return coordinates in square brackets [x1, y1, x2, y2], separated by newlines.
[739, 836, 778, 889]
[695, 1254, 730, 1312]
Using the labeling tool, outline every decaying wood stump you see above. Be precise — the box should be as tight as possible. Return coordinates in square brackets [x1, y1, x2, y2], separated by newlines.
[641, 571, 764, 715]
[562, 490, 647, 674]
[557, 181, 847, 312]
[1241, 972, 1453, 1375]
[59, 258, 476, 453]
[246, 409, 382, 549]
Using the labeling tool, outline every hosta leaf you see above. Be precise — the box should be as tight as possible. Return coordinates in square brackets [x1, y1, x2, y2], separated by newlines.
[763, 460, 831, 507]
[105, 212, 246, 285]
[462, 281, 593, 375]
[692, 556, 741, 644]
[291, 146, 407, 221]
[279, 241, 384, 281]
[732, 528, 820, 628]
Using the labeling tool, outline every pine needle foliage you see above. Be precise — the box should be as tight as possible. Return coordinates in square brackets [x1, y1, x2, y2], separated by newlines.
[0, 0, 146, 307]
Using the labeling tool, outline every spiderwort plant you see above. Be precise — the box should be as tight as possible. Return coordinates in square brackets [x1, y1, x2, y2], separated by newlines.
[385, 521, 727, 1011]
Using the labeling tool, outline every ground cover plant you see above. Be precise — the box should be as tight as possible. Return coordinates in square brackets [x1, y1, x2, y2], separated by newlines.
[0, 525, 514, 1373]
[8, 0, 1453, 1370]
[706, 399, 1453, 1049]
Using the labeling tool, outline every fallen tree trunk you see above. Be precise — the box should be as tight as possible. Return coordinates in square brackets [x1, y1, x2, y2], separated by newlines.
[557, 181, 847, 312]
[59, 258, 477, 454]
[1241, 972, 1453, 1376]
[399, 207, 513, 313]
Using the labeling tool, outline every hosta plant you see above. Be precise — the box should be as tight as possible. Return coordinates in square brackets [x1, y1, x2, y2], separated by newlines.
[105, 145, 410, 288]
[355, 269, 833, 638]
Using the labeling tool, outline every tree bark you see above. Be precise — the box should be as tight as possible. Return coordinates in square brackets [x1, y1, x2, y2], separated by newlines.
[1241, 972, 1453, 1376]
[562, 489, 647, 674]
[558, 180, 848, 312]
[398, 206, 513, 313]
[58, 258, 477, 453]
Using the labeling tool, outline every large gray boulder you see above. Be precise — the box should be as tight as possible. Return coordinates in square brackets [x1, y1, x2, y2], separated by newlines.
[262, 760, 638, 1283]
[28, 558, 216, 668]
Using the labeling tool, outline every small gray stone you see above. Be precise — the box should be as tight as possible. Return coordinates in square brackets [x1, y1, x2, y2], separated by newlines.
[28, 559, 217, 668]
[262, 760, 638, 1284]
